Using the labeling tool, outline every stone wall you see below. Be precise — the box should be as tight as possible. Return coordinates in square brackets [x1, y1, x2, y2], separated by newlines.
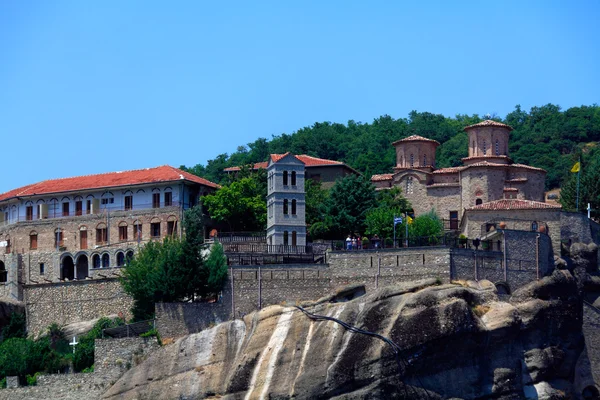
[562, 211, 596, 245]
[155, 284, 233, 339]
[0, 336, 159, 400]
[156, 248, 452, 338]
[24, 279, 133, 336]
[451, 230, 554, 292]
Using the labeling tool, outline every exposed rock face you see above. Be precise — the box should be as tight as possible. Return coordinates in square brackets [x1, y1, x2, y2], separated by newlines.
[103, 272, 583, 400]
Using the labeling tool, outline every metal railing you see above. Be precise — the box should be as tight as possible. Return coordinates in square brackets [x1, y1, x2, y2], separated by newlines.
[215, 232, 267, 242]
[442, 219, 460, 231]
[102, 319, 155, 338]
[221, 243, 322, 254]
[328, 234, 502, 252]
[227, 253, 326, 265]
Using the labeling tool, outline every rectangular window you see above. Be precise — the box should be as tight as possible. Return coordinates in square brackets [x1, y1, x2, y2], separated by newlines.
[80, 230, 88, 249]
[26, 206, 33, 221]
[62, 202, 70, 217]
[75, 201, 83, 216]
[449, 211, 459, 230]
[55, 231, 64, 247]
[119, 226, 128, 241]
[124, 195, 133, 211]
[283, 171, 288, 186]
[86, 200, 91, 215]
[151, 222, 161, 238]
[291, 199, 297, 215]
[133, 224, 142, 241]
[283, 199, 288, 215]
[30, 234, 38, 250]
[39, 263, 45, 275]
[291, 171, 296, 186]
[167, 221, 177, 236]
[152, 193, 160, 208]
[164, 192, 172, 207]
[96, 228, 107, 244]
[101, 198, 114, 205]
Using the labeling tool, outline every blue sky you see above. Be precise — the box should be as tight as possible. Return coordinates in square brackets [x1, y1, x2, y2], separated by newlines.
[1, 0, 598, 193]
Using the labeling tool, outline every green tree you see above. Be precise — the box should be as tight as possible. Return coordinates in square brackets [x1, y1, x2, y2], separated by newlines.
[1, 312, 26, 342]
[205, 243, 228, 291]
[0, 338, 44, 382]
[320, 175, 377, 238]
[409, 210, 444, 238]
[202, 176, 267, 231]
[305, 179, 328, 226]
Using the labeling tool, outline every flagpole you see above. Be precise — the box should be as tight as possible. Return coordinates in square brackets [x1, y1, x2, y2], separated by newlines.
[393, 215, 396, 248]
[576, 157, 581, 212]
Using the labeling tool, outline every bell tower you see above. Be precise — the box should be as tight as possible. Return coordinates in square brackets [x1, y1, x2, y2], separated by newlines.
[463, 120, 512, 165]
[391, 135, 440, 172]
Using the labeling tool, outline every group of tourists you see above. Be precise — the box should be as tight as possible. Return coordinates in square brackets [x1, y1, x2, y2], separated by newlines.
[345, 234, 382, 250]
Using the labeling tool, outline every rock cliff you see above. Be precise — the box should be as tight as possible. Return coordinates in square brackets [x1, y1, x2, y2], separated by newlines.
[102, 269, 585, 400]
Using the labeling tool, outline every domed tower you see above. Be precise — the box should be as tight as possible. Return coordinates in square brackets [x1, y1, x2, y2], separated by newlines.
[463, 120, 513, 165]
[391, 135, 440, 172]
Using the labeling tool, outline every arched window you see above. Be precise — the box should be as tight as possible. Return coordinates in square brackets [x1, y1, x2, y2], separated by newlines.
[283, 231, 289, 246]
[291, 199, 297, 215]
[423, 154, 427, 167]
[531, 221, 538, 232]
[92, 254, 101, 269]
[406, 177, 414, 195]
[101, 253, 110, 268]
[96, 223, 107, 244]
[0, 261, 6, 283]
[283, 171, 288, 186]
[410, 154, 414, 167]
[117, 252, 125, 267]
[54, 228, 64, 248]
[472, 141, 475, 153]
[283, 199, 289, 215]
[495, 139, 500, 155]
[483, 140, 487, 155]
[292, 231, 297, 246]
[30, 231, 38, 250]
[126, 250, 134, 264]
[291, 171, 297, 186]
[475, 198, 483, 206]
[118, 221, 128, 241]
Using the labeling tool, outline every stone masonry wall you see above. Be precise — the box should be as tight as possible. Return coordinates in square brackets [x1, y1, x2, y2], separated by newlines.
[155, 284, 233, 339]
[25, 279, 133, 336]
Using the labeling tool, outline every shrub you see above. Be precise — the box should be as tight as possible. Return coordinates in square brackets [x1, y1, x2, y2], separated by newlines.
[1, 312, 26, 342]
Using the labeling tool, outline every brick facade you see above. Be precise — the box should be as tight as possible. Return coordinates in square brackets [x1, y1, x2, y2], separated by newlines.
[372, 121, 549, 224]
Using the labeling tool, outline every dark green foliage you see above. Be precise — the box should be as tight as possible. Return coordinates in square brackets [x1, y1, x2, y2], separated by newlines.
[365, 187, 412, 239]
[205, 243, 228, 291]
[410, 210, 444, 238]
[318, 175, 377, 238]
[181, 105, 600, 191]
[305, 179, 328, 227]
[0, 339, 44, 382]
[560, 151, 600, 216]
[73, 317, 121, 372]
[202, 174, 267, 231]
[122, 205, 228, 320]
[1, 311, 26, 341]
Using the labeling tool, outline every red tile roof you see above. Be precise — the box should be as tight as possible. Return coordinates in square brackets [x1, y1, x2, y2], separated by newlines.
[432, 167, 465, 174]
[392, 135, 441, 146]
[0, 165, 219, 202]
[224, 154, 352, 171]
[371, 173, 393, 182]
[464, 120, 514, 131]
[467, 199, 561, 211]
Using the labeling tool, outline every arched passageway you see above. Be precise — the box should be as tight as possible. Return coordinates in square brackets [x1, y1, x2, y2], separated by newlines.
[76, 254, 89, 280]
[62, 256, 75, 280]
[0, 261, 6, 283]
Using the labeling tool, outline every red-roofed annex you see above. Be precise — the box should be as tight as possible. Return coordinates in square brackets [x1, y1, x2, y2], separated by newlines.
[224, 154, 359, 189]
[371, 120, 550, 225]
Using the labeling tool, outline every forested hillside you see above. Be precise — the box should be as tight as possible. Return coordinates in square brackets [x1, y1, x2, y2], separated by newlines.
[182, 104, 600, 190]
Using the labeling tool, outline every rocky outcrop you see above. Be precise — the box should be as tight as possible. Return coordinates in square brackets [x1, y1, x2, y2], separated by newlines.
[103, 272, 584, 400]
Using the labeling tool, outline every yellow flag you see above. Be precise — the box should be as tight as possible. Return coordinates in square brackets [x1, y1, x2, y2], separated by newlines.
[407, 216, 414, 225]
[571, 162, 581, 173]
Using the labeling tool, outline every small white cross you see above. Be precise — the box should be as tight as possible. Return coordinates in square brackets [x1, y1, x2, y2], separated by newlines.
[69, 336, 78, 354]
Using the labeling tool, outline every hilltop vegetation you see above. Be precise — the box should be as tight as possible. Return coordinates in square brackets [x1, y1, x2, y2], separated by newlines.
[182, 104, 600, 190]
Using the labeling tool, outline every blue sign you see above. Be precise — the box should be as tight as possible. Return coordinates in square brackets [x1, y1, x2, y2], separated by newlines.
[393, 217, 403, 225]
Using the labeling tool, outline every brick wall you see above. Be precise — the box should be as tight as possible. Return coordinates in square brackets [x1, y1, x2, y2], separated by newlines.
[24, 279, 133, 336]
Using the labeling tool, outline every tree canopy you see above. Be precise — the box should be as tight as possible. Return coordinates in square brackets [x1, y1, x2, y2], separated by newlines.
[181, 104, 600, 191]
